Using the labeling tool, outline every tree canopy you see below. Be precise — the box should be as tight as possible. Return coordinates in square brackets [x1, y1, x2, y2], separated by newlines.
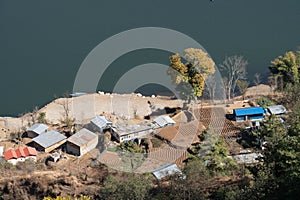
[269, 51, 300, 89]
[168, 48, 215, 102]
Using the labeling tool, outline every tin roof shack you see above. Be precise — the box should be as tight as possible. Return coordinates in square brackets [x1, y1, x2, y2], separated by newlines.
[267, 105, 287, 115]
[112, 122, 154, 143]
[31, 130, 67, 153]
[89, 116, 113, 133]
[3, 147, 37, 165]
[152, 163, 184, 180]
[233, 107, 265, 122]
[153, 115, 176, 128]
[26, 123, 49, 138]
[67, 128, 98, 156]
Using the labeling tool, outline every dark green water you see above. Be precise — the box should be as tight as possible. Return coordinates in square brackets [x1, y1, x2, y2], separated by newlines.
[1, 0, 300, 116]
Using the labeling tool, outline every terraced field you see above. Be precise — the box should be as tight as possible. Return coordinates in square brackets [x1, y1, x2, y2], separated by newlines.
[193, 107, 240, 139]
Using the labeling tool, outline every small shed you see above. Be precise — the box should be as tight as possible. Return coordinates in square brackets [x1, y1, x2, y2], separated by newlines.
[27, 123, 49, 138]
[267, 105, 287, 115]
[233, 107, 265, 121]
[67, 128, 98, 156]
[153, 115, 176, 128]
[31, 130, 67, 153]
[90, 116, 113, 133]
[152, 163, 184, 180]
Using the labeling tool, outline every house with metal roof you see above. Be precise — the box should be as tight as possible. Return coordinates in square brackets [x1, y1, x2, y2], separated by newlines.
[30, 130, 67, 153]
[27, 123, 49, 138]
[267, 105, 287, 115]
[233, 107, 265, 121]
[153, 115, 176, 128]
[89, 116, 113, 133]
[3, 147, 37, 165]
[112, 122, 154, 143]
[67, 128, 98, 156]
[151, 163, 184, 180]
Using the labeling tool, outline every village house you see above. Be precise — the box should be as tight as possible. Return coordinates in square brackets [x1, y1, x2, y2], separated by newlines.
[30, 130, 67, 153]
[153, 115, 176, 128]
[3, 147, 37, 165]
[267, 105, 287, 115]
[89, 116, 113, 133]
[66, 128, 98, 156]
[233, 107, 265, 121]
[111, 122, 154, 143]
[151, 163, 184, 180]
[26, 123, 49, 138]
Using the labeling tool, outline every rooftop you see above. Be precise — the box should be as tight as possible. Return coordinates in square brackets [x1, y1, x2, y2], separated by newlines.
[234, 107, 264, 116]
[112, 122, 153, 136]
[27, 123, 48, 135]
[32, 130, 67, 148]
[152, 163, 183, 180]
[67, 128, 98, 147]
[153, 115, 176, 127]
[267, 105, 286, 115]
[91, 116, 112, 129]
[3, 147, 37, 160]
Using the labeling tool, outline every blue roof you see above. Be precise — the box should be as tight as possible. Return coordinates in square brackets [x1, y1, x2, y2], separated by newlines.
[234, 107, 264, 116]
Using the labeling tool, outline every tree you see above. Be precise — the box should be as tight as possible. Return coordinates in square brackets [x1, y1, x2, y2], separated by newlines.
[220, 55, 247, 101]
[99, 174, 152, 200]
[269, 51, 300, 89]
[236, 80, 249, 100]
[253, 73, 261, 86]
[168, 48, 215, 103]
[251, 114, 300, 199]
[37, 112, 47, 124]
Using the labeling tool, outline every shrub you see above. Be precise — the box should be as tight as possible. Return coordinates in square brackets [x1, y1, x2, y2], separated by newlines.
[257, 97, 274, 108]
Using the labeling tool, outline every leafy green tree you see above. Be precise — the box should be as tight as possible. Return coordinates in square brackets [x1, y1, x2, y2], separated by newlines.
[251, 114, 300, 199]
[269, 51, 300, 89]
[37, 112, 47, 123]
[99, 174, 152, 200]
[256, 97, 274, 108]
[168, 48, 215, 103]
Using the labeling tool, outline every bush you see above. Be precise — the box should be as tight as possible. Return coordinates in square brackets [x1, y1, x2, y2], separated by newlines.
[151, 138, 163, 148]
[257, 97, 274, 108]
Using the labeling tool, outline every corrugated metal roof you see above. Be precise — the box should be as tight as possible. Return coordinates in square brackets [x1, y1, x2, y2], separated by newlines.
[27, 123, 48, 135]
[267, 105, 286, 115]
[234, 107, 264, 117]
[23, 147, 37, 156]
[15, 148, 26, 158]
[152, 163, 183, 180]
[154, 115, 176, 127]
[67, 128, 98, 147]
[231, 153, 263, 164]
[32, 130, 66, 149]
[91, 116, 112, 129]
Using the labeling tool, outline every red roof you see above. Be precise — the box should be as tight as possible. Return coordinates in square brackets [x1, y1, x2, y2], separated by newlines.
[3, 147, 37, 160]
[23, 147, 37, 156]
[3, 149, 17, 160]
[15, 148, 26, 158]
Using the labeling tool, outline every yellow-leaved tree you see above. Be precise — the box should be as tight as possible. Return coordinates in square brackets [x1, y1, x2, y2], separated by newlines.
[168, 48, 215, 103]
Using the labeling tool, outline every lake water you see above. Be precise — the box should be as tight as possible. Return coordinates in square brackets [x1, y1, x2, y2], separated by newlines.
[1, 0, 300, 116]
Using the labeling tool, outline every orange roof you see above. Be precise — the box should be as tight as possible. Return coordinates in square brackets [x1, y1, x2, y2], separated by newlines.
[3, 147, 37, 160]
[23, 147, 37, 156]
[3, 149, 17, 160]
[15, 148, 26, 158]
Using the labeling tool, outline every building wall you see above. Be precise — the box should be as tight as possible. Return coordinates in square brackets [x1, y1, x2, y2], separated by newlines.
[27, 131, 38, 138]
[80, 136, 98, 156]
[44, 139, 67, 153]
[7, 159, 18, 165]
[66, 141, 80, 156]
